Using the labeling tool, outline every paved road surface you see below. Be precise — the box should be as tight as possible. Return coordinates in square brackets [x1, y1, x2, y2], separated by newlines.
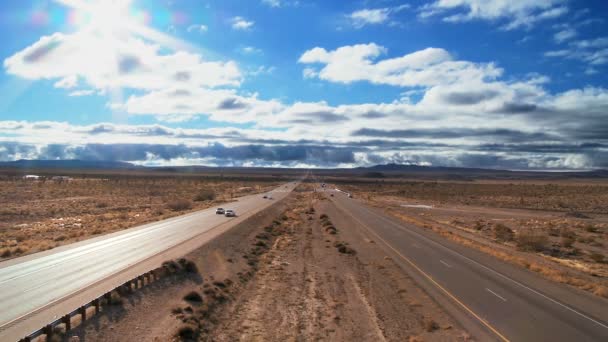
[0, 182, 297, 341]
[328, 189, 608, 341]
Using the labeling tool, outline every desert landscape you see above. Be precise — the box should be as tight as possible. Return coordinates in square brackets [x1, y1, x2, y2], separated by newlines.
[0, 170, 280, 260]
[339, 178, 608, 298]
[1, 167, 608, 342]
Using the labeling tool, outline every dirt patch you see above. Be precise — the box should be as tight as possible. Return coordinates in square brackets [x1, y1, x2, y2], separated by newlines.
[208, 190, 469, 341]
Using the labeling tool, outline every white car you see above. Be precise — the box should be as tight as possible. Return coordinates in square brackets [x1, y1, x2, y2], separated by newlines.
[215, 208, 225, 215]
[225, 209, 236, 217]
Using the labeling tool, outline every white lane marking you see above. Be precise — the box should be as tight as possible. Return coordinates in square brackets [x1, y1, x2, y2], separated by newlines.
[487, 288, 507, 302]
[440, 260, 452, 268]
[352, 202, 608, 330]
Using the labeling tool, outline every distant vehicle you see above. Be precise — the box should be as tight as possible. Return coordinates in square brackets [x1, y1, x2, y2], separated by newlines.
[330, 194, 334, 197]
[225, 209, 236, 217]
[263, 195, 267, 198]
[348, 194, 353, 198]
[216, 208, 225, 215]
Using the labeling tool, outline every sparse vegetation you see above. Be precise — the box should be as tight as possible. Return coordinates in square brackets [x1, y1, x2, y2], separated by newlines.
[590, 253, 605, 263]
[0, 174, 278, 259]
[424, 318, 439, 332]
[183, 291, 203, 303]
[515, 231, 549, 252]
[493, 224, 514, 242]
[166, 199, 193, 211]
[193, 189, 215, 202]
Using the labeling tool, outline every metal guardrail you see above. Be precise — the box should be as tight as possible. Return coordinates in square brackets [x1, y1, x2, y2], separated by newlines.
[17, 265, 172, 342]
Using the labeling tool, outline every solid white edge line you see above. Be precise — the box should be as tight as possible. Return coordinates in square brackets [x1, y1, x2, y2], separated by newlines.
[440, 260, 452, 268]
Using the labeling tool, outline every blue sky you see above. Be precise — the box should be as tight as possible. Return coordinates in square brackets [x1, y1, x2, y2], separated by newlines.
[0, 0, 607, 169]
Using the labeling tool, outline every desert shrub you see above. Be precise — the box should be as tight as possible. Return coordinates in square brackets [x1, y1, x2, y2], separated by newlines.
[561, 236, 575, 248]
[594, 285, 608, 298]
[584, 224, 599, 233]
[560, 228, 576, 239]
[255, 240, 267, 248]
[320, 214, 328, 220]
[166, 199, 192, 211]
[0, 248, 11, 258]
[590, 253, 605, 263]
[95, 201, 109, 208]
[516, 231, 549, 252]
[176, 324, 198, 341]
[493, 224, 514, 242]
[54, 234, 67, 241]
[163, 260, 180, 272]
[424, 318, 439, 332]
[334, 241, 356, 255]
[193, 189, 215, 202]
[178, 258, 199, 274]
[108, 291, 123, 306]
[183, 291, 203, 303]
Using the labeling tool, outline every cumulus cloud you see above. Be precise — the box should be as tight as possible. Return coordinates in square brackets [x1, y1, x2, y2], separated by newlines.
[1, 117, 607, 169]
[231, 16, 255, 30]
[420, 0, 568, 30]
[299, 44, 502, 87]
[3, 32, 242, 91]
[348, 5, 409, 28]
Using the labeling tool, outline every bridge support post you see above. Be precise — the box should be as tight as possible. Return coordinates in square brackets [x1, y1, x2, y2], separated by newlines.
[43, 324, 53, 337]
[93, 298, 101, 313]
[62, 314, 71, 331]
[79, 306, 87, 321]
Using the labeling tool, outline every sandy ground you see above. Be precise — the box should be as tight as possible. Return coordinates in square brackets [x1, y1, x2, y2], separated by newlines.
[62, 187, 469, 342]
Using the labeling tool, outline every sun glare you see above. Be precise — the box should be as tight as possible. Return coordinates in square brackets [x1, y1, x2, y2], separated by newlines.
[69, 0, 134, 33]
[90, 1, 132, 31]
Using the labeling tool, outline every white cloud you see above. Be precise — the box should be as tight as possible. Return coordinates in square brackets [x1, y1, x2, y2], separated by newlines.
[420, 0, 568, 30]
[3, 32, 242, 92]
[119, 87, 284, 123]
[348, 5, 410, 28]
[54, 75, 78, 89]
[554, 28, 577, 43]
[302, 67, 318, 79]
[68, 90, 95, 96]
[299, 44, 502, 87]
[240, 46, 262, 55]
[231, 16, 255, 30]
[545, 37, 608, 66]
[573, 37, 608, 49]
[187, 24, 208, 33]
[261, 0, 281, 7]
[349, 8, 391, 27]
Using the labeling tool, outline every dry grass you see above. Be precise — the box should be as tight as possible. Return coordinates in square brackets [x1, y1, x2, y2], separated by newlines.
[387, 211, 608, 299]
[0, 176, 278, 260]
[345, 178, 608, 298]
[342, 180, 608, 213]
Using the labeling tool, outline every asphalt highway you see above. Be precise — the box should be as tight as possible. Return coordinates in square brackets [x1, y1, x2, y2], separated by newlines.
[0, 182, 297, 341]
[329, 189, 608, 341]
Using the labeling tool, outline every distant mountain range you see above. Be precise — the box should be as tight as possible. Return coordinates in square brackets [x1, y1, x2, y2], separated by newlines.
[0, 159, 140, 169]
[0, 160, 606, 178]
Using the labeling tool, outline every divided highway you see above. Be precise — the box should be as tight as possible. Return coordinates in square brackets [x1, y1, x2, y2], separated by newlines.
[329, 189, 608, 341]
[0, 182, 298, 341]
